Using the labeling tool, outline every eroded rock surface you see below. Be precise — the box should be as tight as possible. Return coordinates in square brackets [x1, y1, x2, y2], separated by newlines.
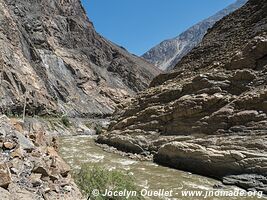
[98, 0, 267, 193]
[0, 0, 160, 117]
[0, 115, 82, 199]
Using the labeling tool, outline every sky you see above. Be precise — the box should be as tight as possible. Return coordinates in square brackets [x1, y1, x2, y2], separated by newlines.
[81, 0, 236, 56]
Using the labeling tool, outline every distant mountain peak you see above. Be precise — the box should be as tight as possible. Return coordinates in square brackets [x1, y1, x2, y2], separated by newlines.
[142, 0, 248, 71]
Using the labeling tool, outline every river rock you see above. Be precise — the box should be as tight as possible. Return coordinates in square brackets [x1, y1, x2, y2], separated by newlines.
[154, 140, 267, 178]
[223, 174, 267, 193]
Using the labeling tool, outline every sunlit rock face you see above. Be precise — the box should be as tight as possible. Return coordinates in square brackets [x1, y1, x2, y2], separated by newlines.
[0, 0, 161, 117]
[98, 0, 267, 193]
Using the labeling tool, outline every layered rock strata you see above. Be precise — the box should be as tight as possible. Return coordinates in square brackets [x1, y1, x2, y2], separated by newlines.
[98, 0, 267, 193]
[0, 0, 160, 117]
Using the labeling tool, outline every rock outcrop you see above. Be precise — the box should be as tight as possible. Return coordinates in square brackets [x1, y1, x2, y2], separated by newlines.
[142, 0, 247, 71]
[0, 115, 82, 199]
[0, 0, 160, 118]
[98, 0, 267, 193]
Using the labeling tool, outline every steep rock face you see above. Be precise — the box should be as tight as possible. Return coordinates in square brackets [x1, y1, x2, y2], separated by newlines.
[98, 0, 267, 192]
[0, 0, 160, 117]
[142, 0, 247, 71]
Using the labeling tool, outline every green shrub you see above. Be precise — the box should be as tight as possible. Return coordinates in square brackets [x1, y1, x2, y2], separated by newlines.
[94, 124, 103, 135]
[84, 122, 102, 134]
[85, 122, 93, 129]
[73, 165, 143, 200]
[61, 115, 71, 127]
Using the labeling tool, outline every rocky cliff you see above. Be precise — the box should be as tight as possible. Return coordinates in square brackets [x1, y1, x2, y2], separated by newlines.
[98, 0, 267, 193]
[0, 0, 160, 118]
[142, 0, 247, 71]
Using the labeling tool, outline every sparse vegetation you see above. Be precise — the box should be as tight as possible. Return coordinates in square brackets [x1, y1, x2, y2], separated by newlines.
[94, 124, 103, 135]
[73, 165, 143, 200]
[85, 122, 93, 129]
[61, 115, 71, 127]
[85, 122, 103, 134]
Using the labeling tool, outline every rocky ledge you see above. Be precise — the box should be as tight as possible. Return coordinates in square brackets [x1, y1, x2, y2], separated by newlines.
[0, 115, 82, 200]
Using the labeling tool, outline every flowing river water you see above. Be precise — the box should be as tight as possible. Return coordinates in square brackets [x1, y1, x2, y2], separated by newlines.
[59, 135, 264, 200]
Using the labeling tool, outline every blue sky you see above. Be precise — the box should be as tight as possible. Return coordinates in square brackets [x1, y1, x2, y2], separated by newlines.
[81, 0, 236, 56]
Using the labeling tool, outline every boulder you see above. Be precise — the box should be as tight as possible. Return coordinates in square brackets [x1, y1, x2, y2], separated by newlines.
[8, 183, 39, 200]
[0, 187, 11, 200]
[29, 173, 42, 187]
[32, 164, 50, 177]
[3, 141, 16, 150]
[14, 132, 35, 151]
[10, 147, 24, 159]
[0, 163, 11, 189]
[47, 147, 70, 177]
[154, 141, 267, 178]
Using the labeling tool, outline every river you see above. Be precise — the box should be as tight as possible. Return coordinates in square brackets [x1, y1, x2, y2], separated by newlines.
[59, 135, 264, 200]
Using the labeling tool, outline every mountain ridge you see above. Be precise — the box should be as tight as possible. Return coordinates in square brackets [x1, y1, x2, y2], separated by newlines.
[142, 0, 248, 71]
